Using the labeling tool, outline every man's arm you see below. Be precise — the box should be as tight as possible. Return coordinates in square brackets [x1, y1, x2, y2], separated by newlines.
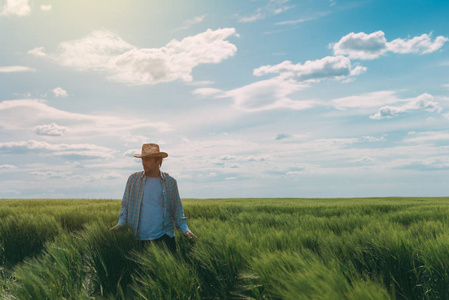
[172, 179, 198, 240]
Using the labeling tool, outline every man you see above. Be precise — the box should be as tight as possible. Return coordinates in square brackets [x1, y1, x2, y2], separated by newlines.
[111, 143, 197, 253]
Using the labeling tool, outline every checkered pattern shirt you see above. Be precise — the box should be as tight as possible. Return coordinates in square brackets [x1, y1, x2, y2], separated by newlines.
[118, 171, 189, 238]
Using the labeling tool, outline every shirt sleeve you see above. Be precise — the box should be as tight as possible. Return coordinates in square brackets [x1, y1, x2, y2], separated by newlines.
[118, 176, 131, 226]
[172, 179, 189, 233]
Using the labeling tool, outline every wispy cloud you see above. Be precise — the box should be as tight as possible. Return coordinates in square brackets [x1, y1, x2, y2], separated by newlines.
[0, 99, 172, 136]
[29, 28, 238, 85]
[275, 11, 331, 26]
[0, 164, 18, 170]
[332, 90, 402, 110]
[0, 0, 30, 16]
[194, 55, 366, 112]
[176, 15, 206, 30]
[0, 66, 36, 73]
[237, 0, 294, 23]
[370, 93, 441, 119]
[332, 31, 448, 60]
[0, 140, 115, 160]
[40, 4, 52, 11]
[404, 130, 449, 143]
[192, 87, 223, 97]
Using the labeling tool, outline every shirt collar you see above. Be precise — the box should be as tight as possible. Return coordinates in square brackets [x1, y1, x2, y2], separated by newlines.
[140, 170, 166, 181]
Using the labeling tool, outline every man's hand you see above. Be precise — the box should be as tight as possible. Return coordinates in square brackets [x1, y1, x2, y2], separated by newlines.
[110, 224, 124, 231]
[184, 230, 198, 240]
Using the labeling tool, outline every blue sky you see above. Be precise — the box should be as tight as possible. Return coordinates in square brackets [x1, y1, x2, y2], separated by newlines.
[1, 0, 449, 199]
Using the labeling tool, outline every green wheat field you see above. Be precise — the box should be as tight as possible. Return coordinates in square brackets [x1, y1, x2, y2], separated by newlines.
[1, 197, 449, 299]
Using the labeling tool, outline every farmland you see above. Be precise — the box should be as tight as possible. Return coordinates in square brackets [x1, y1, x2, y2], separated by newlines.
[1, 197, 449, 299]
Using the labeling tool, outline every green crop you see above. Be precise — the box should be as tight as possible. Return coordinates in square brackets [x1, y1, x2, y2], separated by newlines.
[1, 197, 449, 299]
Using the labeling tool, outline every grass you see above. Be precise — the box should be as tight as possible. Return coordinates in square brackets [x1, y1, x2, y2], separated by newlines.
[0, 197, 449, 299]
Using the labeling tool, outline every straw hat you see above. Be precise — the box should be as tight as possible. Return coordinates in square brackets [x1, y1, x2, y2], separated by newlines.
[134, 143, 168, 158]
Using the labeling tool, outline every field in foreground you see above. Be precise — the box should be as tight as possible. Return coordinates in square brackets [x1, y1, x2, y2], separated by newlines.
[1, 197, 449, 299]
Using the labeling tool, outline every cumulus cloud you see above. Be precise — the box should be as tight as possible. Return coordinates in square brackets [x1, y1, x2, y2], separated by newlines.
[34, 123, 67, 136]
[332, 31, 448, 60]
[30, 28, 238, 85]
[0, 140, 115, 160]
[253, 56, 366, 82]
[238, 0, 293, 23]
[370, 93, 441, 119]
[387, 33, 449, 54]
[0, 66, 36, 72]
[332, 31, 387, 59]
[52, 87, 68, 97]
[213, 56, 365, 112]
[0, 0, 30, 16]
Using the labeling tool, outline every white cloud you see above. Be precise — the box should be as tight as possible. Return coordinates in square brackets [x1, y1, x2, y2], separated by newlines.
[0, 0, 30, 16]
[29, 171, 69, 178]
[96, 172, 122, 180]
[0, 140, 115, 160]
[370, 93, 441, 119]
[0, 164, 18, 170]
[332, 31, 448, 60]
[192, 87, 223, 96]
[0, 99, 172, 137]
[362, 136, 386, 142]
[387, 33, 449, 54]
[275, 11, 331, 26]
[223, 77, 315, 111]
[238, 0, 293, 23]
[352, 156, 374, 163]
[0, 66, 36, 72]
[332, 31, 388, 59]
[40, 4, 51, 11]
[187, 80, 215, 86]
[185, 15, 206, 25]
[34, 123, 67, 136]
[176, 15, 206, 30]
[28, 47, 47, 57]
[215, 56, 364, 112]
[123, 149, 139, 157]
[30, 28, 238, 85]
[332, 90, 402, 110]
[253, 56, 366, 82]
[404, 131, 449, 143]
[52, 87, 68, 97]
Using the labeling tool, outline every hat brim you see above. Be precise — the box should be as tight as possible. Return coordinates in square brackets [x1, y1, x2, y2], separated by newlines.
[134, 152, 168, 158]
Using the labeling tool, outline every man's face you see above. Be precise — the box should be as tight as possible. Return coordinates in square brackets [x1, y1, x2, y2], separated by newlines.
[141, 157, 161, 173]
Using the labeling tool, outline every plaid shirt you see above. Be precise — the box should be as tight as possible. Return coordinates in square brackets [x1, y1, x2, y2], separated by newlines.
[118, 171, 188, 238]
